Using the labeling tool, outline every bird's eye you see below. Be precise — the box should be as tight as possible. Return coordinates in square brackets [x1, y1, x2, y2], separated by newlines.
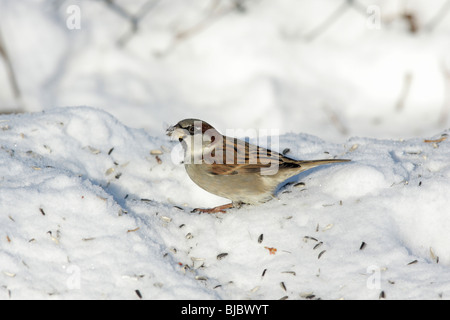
[189, 126, 195, 133]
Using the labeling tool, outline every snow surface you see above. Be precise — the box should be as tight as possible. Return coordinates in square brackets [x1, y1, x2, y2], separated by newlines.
[1, 0, 450, 300]
[1, 107, 450, 300]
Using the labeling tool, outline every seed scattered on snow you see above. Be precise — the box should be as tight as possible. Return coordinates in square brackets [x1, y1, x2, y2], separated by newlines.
[185, 233, 193, 239]
[313, 242, 323, 250]
[250, 286, 260, 293]
[322, 224, 333, 231]
[3, 271, 16, 277]
[430, 247, 439, 263]
[217, 253, 228, 260]
[108, 147, 114, 155]
[105, 167, 115, 176]
[160, 216, 172, 223]
[300, 292, 315, 299]
[379, 291, 386, 299]
[39, 208, 46, 216]
[318, 250, 326, 259]
[280, 282, 287, 292]
[279, 296, 288, 300]
[82, 237, 96, 241]
[303, 236, 318, 242]
[261, 269, 267, 278]
[282, 271, 296, 276]
[150, 149, 163, 155]
[258, 234, 263, 243]
[195, 276, 207, 281]
[294, 182, 305, 187]
[86, 146, 101, 154]
[135, 289, 142, 299]
[349, 144, 359, 152]
[282, 148, 290, 155]
[407, 259, 418, 265]
[127, 227, 140, 233]
[191, 257, 205, 262]
[360, 242, 367, 250]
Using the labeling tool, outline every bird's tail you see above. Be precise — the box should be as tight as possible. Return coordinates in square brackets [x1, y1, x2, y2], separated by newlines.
[297, 158, 351, 171]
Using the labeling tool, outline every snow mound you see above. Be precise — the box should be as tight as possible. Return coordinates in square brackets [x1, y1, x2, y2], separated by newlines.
[1, 107, 450, 299]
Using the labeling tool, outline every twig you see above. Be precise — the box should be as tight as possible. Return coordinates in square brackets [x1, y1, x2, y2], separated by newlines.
[156, 0, 239, 57]
[323, 105, 348, 136]
[396, 72, 413, 112]
[303, 0, 356, 42]
[0, 28, 21, 100]
[439, 58, 450, 126]
[425, 0, 450, 32]
[103, 0, 160, 47]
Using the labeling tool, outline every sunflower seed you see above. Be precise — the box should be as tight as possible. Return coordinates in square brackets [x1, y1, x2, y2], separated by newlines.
[318, 250, 326, 259]
[407, 259, 418, 265]
[191, 257, 205, 262]
[105, 167, 115, 175]
[86, 146, 101, 154]
[39, 208, 46, 216]
[303, 236, 318, 242]
[3, 271, 15, 277]
[133, 289, 142, 299]
[250, 286, 260, 293]
[261, 269, 267, 278]
[313, 242, 323, 250]
[82, 237, 96, 241]
[258, 234, 263, 243]
[160, 216, 172, 223]
[430, 247, 439, 263]
[195, 276, 207, 281]
[150, 149, 163, 155]
[300, 292, 315, 299]
[360, 242, 367, 250]
[280, 282, 286, 291]
[217, 253, 228, 260]
[282, 271, 296, 276]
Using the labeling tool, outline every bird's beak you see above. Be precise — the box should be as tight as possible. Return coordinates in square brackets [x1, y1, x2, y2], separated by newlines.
[166, 125, 187, 141]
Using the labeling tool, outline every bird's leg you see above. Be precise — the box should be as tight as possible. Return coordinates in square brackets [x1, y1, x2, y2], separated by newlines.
[192, 203, 234, 214]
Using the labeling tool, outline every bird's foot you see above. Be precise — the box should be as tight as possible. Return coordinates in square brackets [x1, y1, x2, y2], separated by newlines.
[192, 203, 234, 214]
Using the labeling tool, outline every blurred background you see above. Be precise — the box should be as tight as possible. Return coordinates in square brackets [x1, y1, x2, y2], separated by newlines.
[1, 0, 450, 142]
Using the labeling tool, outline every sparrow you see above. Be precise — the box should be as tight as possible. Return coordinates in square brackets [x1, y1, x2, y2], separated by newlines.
[166, 119, 350, 213]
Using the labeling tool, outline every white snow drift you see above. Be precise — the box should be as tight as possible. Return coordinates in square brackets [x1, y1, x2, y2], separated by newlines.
[1, 107, 450, 299]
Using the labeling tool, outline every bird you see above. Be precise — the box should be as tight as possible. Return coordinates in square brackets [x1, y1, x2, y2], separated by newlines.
[166, 119, 350, 213]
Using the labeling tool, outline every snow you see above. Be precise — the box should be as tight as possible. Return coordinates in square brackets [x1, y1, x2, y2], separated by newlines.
[1, 107, 450, 300]
[1, 0, 450, 299]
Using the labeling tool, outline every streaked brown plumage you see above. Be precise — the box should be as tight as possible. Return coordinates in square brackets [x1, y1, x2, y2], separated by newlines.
[167, 119, 350, 212]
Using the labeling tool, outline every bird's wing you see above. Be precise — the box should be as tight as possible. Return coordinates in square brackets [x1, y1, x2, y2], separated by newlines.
[204, 137, 299, 176]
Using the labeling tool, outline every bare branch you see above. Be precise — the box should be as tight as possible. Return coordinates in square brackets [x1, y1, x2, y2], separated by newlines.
[0, 28, 21, 99]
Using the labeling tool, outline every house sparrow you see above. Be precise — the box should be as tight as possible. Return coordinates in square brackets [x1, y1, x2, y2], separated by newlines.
[167, 119, 350, 213]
